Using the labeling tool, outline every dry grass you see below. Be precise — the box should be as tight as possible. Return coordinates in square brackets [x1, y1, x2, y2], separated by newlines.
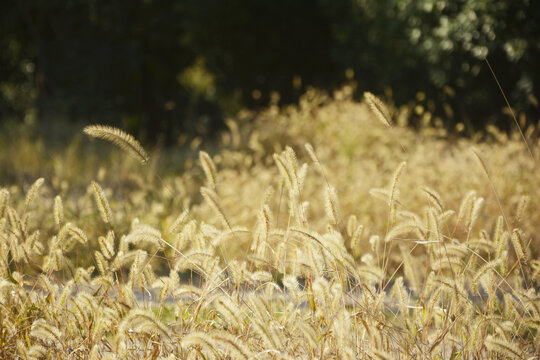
[1, 87, 539, 359]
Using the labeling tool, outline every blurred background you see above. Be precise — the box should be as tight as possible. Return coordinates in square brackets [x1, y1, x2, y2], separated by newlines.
[1, 0, 539, 143]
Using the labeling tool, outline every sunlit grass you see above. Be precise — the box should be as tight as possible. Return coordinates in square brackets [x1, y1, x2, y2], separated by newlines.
[0, 87, 539, 359]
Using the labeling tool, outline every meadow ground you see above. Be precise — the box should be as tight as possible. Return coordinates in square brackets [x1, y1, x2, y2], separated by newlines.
[1, 87, 539, 359]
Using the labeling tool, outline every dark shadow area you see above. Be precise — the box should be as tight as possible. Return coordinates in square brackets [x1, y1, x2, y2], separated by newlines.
[1, 0, 539, 142]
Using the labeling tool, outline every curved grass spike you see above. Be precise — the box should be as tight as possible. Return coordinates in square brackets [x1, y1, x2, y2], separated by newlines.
[364, 92, 392, 128]
[200, 186, 232, 230]
[53, 195, 64, 227]
[83, 125, 149, 164]
[91, 181, 113, 225]
[0, 189, 9, 218]
[324, 185, 340, 225]
[199, 151, 217, 189]
[25, 178, 44, 211]
[364, 92, 409, 155]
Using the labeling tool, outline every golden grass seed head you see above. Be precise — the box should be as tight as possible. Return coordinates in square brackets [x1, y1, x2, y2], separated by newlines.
[298, 162, 308, 191]
[467, 237, 495, 252]
[0, 189, 9, 218]
[168, 269, 179, 292]
[262, 185, 274, 205]
[369, 187, 391, 204]
[128, 249, 147, 280]
[305, 142, 322, 168]
[324, 186, 340, 225]
[515, 195, 529, 224]
[431, 256, 463, 272]
[485, 335, 524, 360]
[98, 231, 115, 259]
[250, 270, 273, 283]
[42, 251, 59, 272]
[169, 209, 189, 235]
[283, 146, 302, 195]
[297, 321, 319, 350]
[433, 242, 468, 258]
[95, 251, 109, 275]
[334, 308, 354, 360]
[437, 209, 455, 225]
[346, 215, 357, 237]
[283, 274, 300, 294]
[53, 195, 63, 226]
[422, 187, 444, 213]
[157, 277, 171, 303]
[357, 265, 384, 285]
[28, 344, 48, 359]
[91, 181, 113, 225]
[30, 318, 62, 342]
[83, 124, 149, 164]
[369, 234, 380, 252]
[91, 274, 114, 288]
[471, 147, 490, 177]
[67, 223, 88, 244]
[385, 219, 418, 243]
[390, 162, 407, 198]
[473, 258, 502, 286]
[260, 204, 271, 234]
[371, 349, 392, 360]
[209, 331, 253, 360]
[469, 197, 484, 231]
[119, 308, 170, 338]
[24, 177, 44, 210]
[181, 332, 218, 356]
[427, 208, 441, 243]
[118, 234, 129, 253]
[251, 317, 283, 349]
[391, 277, 409, 315]
[350, 224, 364, 256]
[200, 187, 232, 229]
[89, 345, 100, 360]
[6, 207, 21, 234]
[126, 224, 164, 250]
[364, 92, 392, 127]
[57, 282, 74, 308]
[456, 190, 476, 229]
[510, 228, 528, 263]
[215, 295, 243, 329]
[9, 235, 23, 262]
[531, 260, 540, 281]
[285, 146, 298, 174]
[199, 151, 218, 189]
[273, 153, 295, 194]
[16, 340, 29, 359]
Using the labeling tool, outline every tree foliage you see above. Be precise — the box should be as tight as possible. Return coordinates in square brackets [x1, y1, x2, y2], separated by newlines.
[1, 0, 539, 140]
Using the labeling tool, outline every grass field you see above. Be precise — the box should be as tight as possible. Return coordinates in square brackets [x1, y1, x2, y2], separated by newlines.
[1, 87, 539, 359]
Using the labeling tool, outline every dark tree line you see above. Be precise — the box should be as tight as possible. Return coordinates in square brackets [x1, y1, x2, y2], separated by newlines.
[1, 0, 539, 141]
